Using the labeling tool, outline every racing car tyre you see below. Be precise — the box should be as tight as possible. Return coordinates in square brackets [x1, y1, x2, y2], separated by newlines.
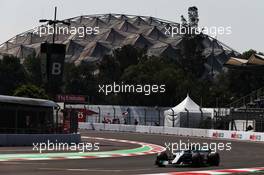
[191, 152, 203, 167]
[155, 152, 168, 167]
[207, 152, 220, 166]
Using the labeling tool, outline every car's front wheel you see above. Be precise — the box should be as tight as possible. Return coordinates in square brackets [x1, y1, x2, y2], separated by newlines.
[155, 152, 168, 167]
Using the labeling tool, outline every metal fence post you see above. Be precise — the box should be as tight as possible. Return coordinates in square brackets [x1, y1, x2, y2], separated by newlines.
[155, 106, 161, 126]
[98, 106, 101, 123]
[144, 108, 147, 125]
[127, 108, 131, 124]
[245, 107, 248, 131]
[158, 108, 161, 126]
[113, 107, 116, 119]
[171, 108, 175, 127]
[159, 109, 161, 126]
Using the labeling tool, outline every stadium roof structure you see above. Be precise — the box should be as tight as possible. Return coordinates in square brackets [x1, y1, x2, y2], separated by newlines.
[226, 57, 248, 66]
[225, 54, 264, 67]
[0, 13, 241, 73]
[248, 54, 264, 65]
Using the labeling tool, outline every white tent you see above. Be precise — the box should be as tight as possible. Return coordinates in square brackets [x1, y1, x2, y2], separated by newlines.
[164, 94, 212, 128]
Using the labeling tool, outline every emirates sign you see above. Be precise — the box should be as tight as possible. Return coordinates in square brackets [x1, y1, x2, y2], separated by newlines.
[56, 94, 87, 103]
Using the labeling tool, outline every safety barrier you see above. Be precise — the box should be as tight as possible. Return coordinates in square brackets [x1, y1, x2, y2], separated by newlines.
[79, 122, 264, 142]
[136, 125, 150, 133]
[150, 126, 164, 134]
[208, 129, 264, 142]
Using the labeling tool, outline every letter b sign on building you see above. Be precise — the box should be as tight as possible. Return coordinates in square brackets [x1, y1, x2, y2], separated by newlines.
[52, 62, 62, 75]
[40, 43, 65, 84]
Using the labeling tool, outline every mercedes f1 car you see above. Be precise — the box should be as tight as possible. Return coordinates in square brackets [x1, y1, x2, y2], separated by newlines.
[155, 149, 220, 167]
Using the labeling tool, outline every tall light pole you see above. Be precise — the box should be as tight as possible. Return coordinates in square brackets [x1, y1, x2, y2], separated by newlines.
[52, 6, 57, 44]
[39, 7, 70, 97]
[39, 7, 70, 44]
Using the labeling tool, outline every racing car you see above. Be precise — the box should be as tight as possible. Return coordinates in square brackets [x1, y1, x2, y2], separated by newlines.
[155, 148, 220, 167]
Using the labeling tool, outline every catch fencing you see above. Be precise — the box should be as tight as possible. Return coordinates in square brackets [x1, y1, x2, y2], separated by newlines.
[66, 104, 169, 126]
[66, 104, 229, 128]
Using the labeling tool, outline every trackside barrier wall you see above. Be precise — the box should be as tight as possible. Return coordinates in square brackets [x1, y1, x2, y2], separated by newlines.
[119, 124, 136, 132]
[79, 122, 93, 130]
[191, 128, 208, 137]
[105, 124, 120, 131]
[136, 125, 150, 133]
[208, 129, 264, 142]
[163, 127, 178, 135]
[176, 127, 193, 136]
[79, 122, 264, 142]
[150, 126, 164, 134]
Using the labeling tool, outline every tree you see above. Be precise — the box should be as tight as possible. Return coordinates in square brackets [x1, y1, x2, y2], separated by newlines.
[0, 56, 27, 95]
[98, 54, 122, 82]
[181, 6, 199, 35]
[23, 55, 43, 86]
[64, 62, 99, 103]
[120, 56, 197, 106]
[241, 49, 256, 59]
[188, 6, 199, 28]
[98, 45, 146, 83]
[178, 34, 206, 78]
[114, 45, 144, 71]
[13, 84, 49, 99]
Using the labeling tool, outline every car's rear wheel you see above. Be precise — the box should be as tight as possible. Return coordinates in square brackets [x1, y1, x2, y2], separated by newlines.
[207, 152, 220, 166]
[191, 153, 203, 167]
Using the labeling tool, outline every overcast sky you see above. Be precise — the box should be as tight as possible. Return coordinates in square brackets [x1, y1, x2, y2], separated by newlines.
[0, 0, 263, 53]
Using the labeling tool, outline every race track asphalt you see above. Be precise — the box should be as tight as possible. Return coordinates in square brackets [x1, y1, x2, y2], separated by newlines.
[0, 130, 263, 175]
